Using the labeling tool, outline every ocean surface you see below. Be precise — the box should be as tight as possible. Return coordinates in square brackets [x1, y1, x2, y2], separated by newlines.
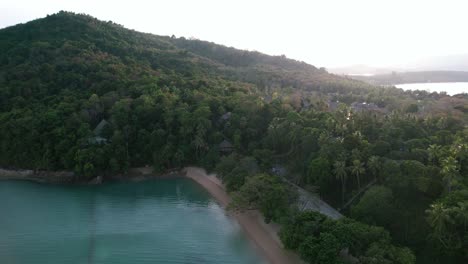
[396, 82, 468, 95]
[0, 179, 264, 264]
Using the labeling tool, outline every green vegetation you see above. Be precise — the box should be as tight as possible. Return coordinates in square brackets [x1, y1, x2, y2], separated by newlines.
[0, 12, 467, 263]
[280, 211, 415, 264]
[229, 173, 296, 223]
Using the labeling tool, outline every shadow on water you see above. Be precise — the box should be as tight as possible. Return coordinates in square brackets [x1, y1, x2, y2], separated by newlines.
[90, 178, 214, 205]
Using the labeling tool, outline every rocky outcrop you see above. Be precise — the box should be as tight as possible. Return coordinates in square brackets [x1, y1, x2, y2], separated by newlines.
[88, 175, 103, 185]
[0, 168, 34, 179]
[107, 167, 182, 181]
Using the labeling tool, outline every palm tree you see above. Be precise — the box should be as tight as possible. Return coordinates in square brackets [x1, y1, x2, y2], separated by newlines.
[453, 202, 468, 230]
[333, 160, 347, 205]
[441, 156, 459, 193]
[192, 126, 207, 159]
[367, 156, 381, 181]
[427, 144, 442, 164]
[351, 159, 365, 190]
[426, 203, 452, 247]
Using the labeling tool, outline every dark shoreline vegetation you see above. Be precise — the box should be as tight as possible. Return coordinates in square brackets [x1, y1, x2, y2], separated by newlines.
[0, 11, 467, 264]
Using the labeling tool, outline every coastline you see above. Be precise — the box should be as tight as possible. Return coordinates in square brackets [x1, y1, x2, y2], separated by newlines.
[184, 167, 303, 264]
[0, 167, 181, 184]
[0, 168, 75, 184]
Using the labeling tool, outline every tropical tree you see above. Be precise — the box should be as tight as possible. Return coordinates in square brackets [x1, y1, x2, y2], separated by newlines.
[427, 144, 443, 164]
[192, 126, 207, 159]
[453, 202, 468, 230]
[441, 156, 459, 193]
[306, 156, 331, 186]
[333, 160, 347, 205]
[351, 159, 366, 190]
[426, 202, 457, 249]
[426, 191, 468, 259]
[367, 155, 381, 181]
[426, 203, 449, 241]
[230, 173, 296, 223]
[351, 186, 395, 228]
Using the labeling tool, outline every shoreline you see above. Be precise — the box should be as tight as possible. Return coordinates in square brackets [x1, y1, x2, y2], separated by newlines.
[0, 168, 76, 184]
[0, 167, 181, 184]
[184, 167, 303, 264]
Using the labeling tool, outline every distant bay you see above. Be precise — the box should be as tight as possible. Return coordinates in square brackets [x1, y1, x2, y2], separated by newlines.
[396, 82, 468, 95]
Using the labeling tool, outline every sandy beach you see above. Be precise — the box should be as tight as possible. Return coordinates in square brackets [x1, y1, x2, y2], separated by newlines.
[184, 167, 302, 264]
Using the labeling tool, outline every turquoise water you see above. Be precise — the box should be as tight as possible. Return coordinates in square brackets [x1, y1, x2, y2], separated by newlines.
[0, 179, 265, 264]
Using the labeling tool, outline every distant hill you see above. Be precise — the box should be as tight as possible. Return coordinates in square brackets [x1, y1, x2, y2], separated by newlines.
[328, 64, 399, 75]
[0, 11, 385, 170]
[0, 11, 465, 171]
[409, 54, 468, 72]
[329, 54, 468, 76]
[0, 11, 391, 103]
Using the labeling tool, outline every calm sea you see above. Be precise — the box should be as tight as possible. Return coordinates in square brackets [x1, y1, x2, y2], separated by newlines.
[396, 82, 468, 95]
[0, 179, 264, 264]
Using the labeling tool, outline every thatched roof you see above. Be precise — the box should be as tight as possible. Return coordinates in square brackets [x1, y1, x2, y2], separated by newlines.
[219, 140, 233, 152]
[93, 119, 109, 135]
[221, 112, 232, 121]
[88, 136, 107, 145]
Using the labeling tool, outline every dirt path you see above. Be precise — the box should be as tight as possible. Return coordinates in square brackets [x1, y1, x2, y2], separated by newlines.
[184, 167, 302, 264]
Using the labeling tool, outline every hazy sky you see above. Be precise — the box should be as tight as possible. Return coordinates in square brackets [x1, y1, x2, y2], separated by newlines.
[1, 0, 467, 68]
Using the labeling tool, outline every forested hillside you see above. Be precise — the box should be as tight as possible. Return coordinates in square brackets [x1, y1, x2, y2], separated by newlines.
[0, 11, 467, 264]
